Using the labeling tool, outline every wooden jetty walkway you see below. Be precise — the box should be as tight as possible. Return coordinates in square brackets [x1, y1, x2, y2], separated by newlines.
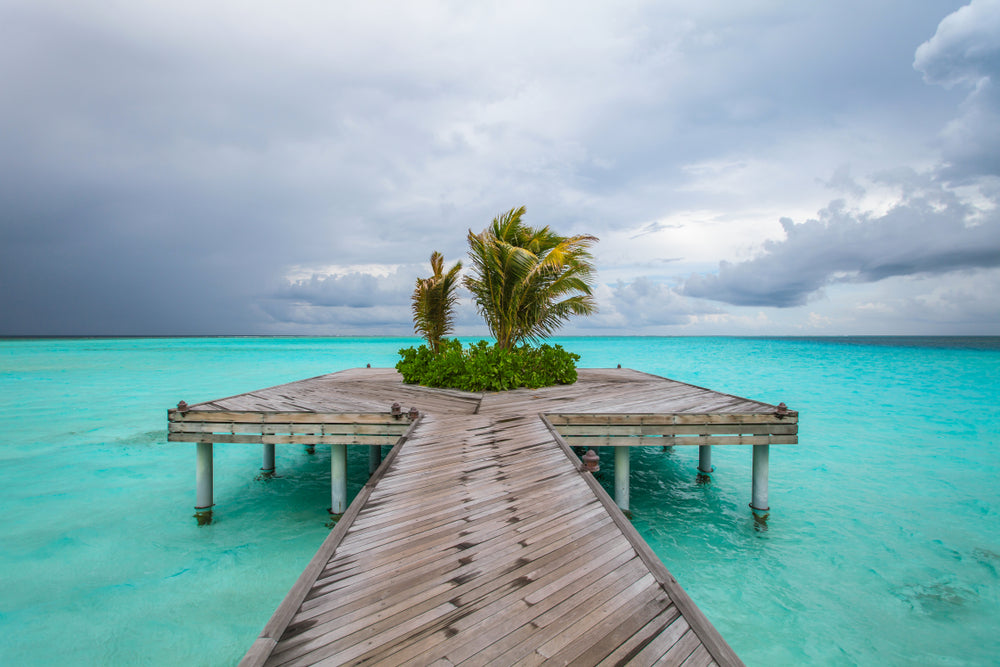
[168, 368, 798, 666]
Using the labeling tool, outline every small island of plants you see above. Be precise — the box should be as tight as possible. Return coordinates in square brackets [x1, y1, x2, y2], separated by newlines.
[397, 206, 597, 391]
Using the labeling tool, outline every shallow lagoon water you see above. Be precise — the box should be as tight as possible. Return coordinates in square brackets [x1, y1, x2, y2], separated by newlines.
[1, 336, 998, 665]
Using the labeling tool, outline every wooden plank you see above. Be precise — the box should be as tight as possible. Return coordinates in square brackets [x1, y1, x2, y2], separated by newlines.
[595, 605, 684, 666]
[289, 514, 628, 664]
[545, 413, 797, 425]
[168, 432, 403, 445]
[472, 571, 660, 666]
[628, 617, 692, 667]
[680, 643, 716, 667]
[439, 551, 643, 666]
[554, 423, 798, 436]
[167, 422, 408, 436]
[547, 590, 673, 665]
[562, 434, 798, 446]
[564, 602, 679, 667]
[303, 507, 615, 613]
[273, 601, 461, 667]
[529, 574, 664, 663]
[297, 521, 629, 641]
[654, 628, 702, 666]
[407, 555, 651, 666]
[169, 410, 408, 424]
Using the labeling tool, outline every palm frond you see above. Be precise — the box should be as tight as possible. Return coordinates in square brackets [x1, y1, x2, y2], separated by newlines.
[465, 207, 598, 349]
[412, 251, 462, 353]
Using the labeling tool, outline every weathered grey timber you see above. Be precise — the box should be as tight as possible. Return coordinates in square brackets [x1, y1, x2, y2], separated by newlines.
[168, 368, 798, 666]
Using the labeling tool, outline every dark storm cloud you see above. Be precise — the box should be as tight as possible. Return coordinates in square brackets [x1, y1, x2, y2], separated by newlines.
[258, 267, 487, 334]
[273, 270, 413, 309]
[0, 2, 463, 334]
[681, 173, 1000, 307]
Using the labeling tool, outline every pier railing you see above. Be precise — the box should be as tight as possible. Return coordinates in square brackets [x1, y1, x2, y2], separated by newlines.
[167, 411, 410, 445]
[546, 412, 798, 447]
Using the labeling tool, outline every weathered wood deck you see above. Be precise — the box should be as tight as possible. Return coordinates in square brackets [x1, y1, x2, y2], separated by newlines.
[168, 368, 798, 666]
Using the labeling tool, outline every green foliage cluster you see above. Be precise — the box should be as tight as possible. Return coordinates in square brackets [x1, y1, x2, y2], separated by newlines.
[396, 339, 580, 392]
[401, 206, 595, 391]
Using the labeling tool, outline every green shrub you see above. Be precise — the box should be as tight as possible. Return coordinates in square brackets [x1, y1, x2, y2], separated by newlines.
[395, 339, 579, 391]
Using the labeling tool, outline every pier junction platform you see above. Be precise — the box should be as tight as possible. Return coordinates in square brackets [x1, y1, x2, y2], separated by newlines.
[168, 368, 797, 666]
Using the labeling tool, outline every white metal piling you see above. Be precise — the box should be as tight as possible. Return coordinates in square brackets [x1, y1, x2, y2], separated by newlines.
[331, 444, 348, 515]
[751, 444, 770, 514]
[261, 444, 276, 475]
[698, 445, 713, 475]
[195, 441, 214, 514]
[614, 446, 630, 512]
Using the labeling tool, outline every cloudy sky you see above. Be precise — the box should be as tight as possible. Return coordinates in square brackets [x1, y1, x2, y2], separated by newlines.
[2, 0, 998, 336]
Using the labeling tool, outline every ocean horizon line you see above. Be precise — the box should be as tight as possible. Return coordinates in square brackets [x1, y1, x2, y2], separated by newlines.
[4, 333, 999, 340]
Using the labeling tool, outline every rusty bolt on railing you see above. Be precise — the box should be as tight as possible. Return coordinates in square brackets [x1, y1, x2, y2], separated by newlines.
[582, 449, 600, 473]
[408, 407, 419, 420]
[391, 402, 402, 419]
[176, 401, 189, 413]
[775, 402, 789, 418]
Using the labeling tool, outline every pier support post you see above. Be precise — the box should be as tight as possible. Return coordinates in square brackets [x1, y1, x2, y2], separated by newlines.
[698, 445, 713, 475]
[261, 444, 275, 476]
[369, 445, 382, 475]
[751, 444, 770, 515]
[331, 444, 347, 515]
[195, 442, 214, 524]
[614, 447, 630, 512]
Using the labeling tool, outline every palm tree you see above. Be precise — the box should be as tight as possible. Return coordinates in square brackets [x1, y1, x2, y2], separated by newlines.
[411, 251, 463, 353]
[465, 206, 597, 349]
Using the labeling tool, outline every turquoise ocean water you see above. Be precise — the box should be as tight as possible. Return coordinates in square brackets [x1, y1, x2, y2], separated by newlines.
[1, 336, 998, 665]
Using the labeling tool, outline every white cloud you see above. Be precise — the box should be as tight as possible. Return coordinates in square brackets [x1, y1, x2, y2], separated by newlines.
[914, 0, 1000, 181]
[681, 173, 1000, 307]
[914, 0, 1000, 88]
[579, 278, 721, 331]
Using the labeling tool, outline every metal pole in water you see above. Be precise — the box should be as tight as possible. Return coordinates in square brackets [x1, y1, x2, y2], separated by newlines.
[331, 444, 348, 515]
[369, 445, 382, 475]
[195, 441, 214, 523]
[614, 446, 630, 512]
[751, 444, 770, 514]
[698, 445, 713, 475]
[261, 444, 276, 475]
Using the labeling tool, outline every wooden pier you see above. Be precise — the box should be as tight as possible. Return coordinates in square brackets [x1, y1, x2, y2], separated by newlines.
[168, 368, 797, 665]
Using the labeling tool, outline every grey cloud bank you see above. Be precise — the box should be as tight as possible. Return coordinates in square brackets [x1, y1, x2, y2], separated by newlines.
[681, 172, 1000, 307]
[0, 0, 997, 336]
